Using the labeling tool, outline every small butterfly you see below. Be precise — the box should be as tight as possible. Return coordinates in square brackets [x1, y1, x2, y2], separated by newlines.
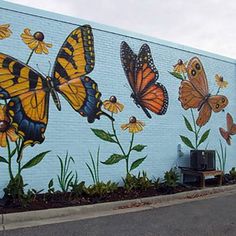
[179, 57, 228, 126]
[120, 41, 168, 119]
[0, 25, 111, 157]
[219, 113, 236, 145]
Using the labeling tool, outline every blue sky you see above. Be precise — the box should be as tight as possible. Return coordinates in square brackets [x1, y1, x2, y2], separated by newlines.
[5, 0, 236, 59]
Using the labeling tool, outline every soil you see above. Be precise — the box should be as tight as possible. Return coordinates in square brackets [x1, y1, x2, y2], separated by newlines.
[1, 175, 235, 214]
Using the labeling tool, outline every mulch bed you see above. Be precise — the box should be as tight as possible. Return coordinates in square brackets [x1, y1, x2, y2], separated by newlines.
[0, 175, 235, 214]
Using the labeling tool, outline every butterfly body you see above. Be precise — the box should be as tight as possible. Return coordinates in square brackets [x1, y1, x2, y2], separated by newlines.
[0, 25, 110, 150]
[44, 76, 61, 111]
[120, 41, 168, 119]
[179, 57, 228, 126]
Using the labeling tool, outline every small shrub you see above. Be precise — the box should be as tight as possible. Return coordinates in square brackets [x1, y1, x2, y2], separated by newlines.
[4, 174, 26, 203]
[153, 177, 161, 189]
[164, 168, 180, 188]
[229, 167, 236, 179]
[122, 171, 152, 192]
[47, 179, 55, 194]
[70, 181, 86, 198]
[87, 181, 118, 197]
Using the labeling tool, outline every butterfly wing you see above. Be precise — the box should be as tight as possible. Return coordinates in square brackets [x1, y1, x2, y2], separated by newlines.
[186, 57, 209, 97]
[219, 127, 231, 145]
[52, 25, 102, 123]
[120, 41, 137, 92]
[0, 53, 49, 146]
[208, 95, 228, 112]
[134, 44, 168, 118]
[196, 102, 212, 126]
[226, 113, 236, 135]
[179, 80, 204, 110]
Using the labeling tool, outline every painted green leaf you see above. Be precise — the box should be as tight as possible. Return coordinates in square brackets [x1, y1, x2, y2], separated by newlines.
[10, 148, 17, 158]
[91, 129, 116, 143]
[198, 129, 210, 147]
[21, 151, 50, 170]
[169, 71, 184, 80]
[183, 116, 193, 132]
[101, 154, 125, 165]
[180, 135, 194, 149]
[132, 144, 146, 152]
[0, 156, 8, 164]
[130, 156, 147, 171]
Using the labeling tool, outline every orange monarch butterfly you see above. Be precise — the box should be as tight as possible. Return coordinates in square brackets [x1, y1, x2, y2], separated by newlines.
[179, 57, 228, 127]
[219, 113, 236, 145]
[0, 25, 112, 158]
[120, 41, 168, 119]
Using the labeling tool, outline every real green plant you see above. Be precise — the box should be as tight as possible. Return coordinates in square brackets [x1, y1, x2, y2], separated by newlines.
[87, 181, 118, 197]
[57, 152, 77, 192]
[216, 139, 227, 173]
[47, 178, 55, 194]
[122, 171, 152, 192]
[163, 168, 180, 188]
[3, 173, 25, 203]
[86, 147, 100, 185]
[153, 177, 161, 189]
[70, 181, 86, 198]
[229, 167, 236, 179]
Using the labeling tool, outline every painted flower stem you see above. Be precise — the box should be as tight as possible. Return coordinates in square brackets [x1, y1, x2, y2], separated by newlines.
[110, 113, 135, 175]
[111, 113, 126, 157]
[216, 87, 221, 95]
[26, 49, 34, 65]
[15, 139, 22, 175]
[190, 109, 201, 149]
[126, 133, 134, 174]
[6, 137, 14, 181]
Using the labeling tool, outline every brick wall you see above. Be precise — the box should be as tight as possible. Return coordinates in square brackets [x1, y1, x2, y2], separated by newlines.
[0, 1, 235, 194]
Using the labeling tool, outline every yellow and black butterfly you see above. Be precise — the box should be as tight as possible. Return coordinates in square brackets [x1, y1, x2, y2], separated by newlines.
[0, 25, 112, 153]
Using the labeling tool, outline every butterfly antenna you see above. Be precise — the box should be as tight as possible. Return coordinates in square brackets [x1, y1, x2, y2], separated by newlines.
[101, 111, 115, 122]
[123, 83, 132, 93]
[36, 64, 47, 77]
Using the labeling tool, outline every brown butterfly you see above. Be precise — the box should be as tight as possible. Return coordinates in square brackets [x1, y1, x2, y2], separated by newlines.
[179, 57, 228, 126]
[219, 113, 236, 145]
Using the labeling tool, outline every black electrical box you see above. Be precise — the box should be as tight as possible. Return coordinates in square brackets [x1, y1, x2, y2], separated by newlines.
[190, 150, 216, 171]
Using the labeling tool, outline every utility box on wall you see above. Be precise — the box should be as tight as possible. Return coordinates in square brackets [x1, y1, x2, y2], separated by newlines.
[190, 150, 216, 171]
[0, 1, 235, 194]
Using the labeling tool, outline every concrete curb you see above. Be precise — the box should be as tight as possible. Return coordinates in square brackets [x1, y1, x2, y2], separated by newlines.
[2, 184, 236, 231]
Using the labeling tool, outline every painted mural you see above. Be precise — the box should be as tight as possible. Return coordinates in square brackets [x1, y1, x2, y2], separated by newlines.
[120, 41, 168, 118]
[0, 3, 236, 207]
[0, 24, 12, 40]
[92, 96, 147, 175]
[170, 57, 229, 150]
[0, 25, 113, 161]
[217, 112, 236, 172]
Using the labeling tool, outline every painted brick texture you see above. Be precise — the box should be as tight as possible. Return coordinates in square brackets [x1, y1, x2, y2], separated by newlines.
[0, 1, 235, 195]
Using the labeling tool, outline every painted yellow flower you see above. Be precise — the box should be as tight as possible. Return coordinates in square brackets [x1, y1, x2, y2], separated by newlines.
[173, 59, 187, 74]
[0, 104, 18, 147]
[21, 28, 52, 54]
[121, 116, 145, 133]
[0, 24, 12, 40]
[215, 74, 228, 88]
[103, 96, 124, 114]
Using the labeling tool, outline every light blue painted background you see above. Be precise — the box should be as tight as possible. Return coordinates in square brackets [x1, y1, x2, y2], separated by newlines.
[0, 1, 235, 194]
